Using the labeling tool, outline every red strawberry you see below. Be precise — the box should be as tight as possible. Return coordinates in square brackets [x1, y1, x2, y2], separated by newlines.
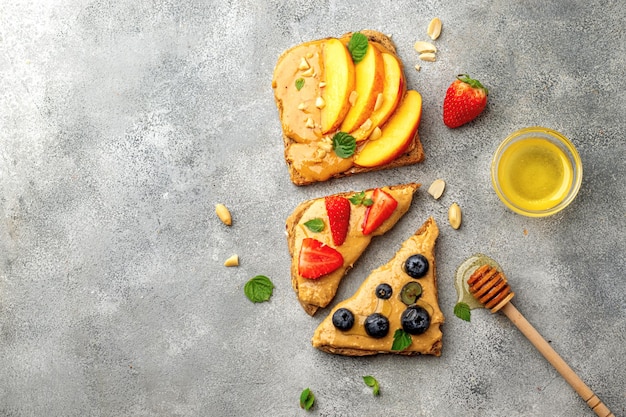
[298, 238, 344, 279]
[362, 188, 398, 235]
[443, 74, 489, 128]
[325, 196, 350, 246]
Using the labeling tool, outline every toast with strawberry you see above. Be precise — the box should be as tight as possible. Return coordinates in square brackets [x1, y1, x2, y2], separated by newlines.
[272, 30, 425, 186]
[312, 217, 444, 356]
[286, 183, 420, 315]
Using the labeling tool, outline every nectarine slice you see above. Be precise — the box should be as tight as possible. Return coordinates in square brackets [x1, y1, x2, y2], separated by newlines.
[340, 41, 385, 134]
[351, 52, 404, 141]
[354, 90, 422, 168]
[321, 39, 355, 134]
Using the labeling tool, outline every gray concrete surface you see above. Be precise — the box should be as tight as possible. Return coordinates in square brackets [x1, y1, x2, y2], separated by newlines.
[1, 1, 625, 416]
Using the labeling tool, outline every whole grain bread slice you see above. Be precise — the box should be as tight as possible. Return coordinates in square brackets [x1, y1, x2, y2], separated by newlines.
[273, 30, 425, 186]
[286, 183, 420, 315]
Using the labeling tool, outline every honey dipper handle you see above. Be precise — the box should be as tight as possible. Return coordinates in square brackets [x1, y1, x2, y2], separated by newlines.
[500, 303, 614, 417]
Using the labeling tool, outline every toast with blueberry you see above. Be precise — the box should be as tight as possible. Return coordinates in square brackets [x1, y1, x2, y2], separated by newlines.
[312, 217, 444, 356]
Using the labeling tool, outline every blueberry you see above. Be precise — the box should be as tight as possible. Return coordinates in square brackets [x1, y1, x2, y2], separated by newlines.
[375, 283, 393, 299]
[404, 254, 429, 278]
[332, 308, 355, 331]
[400, 282, 423, 305]
[401, 305, 431, 335]
[364, 313, 390, 338]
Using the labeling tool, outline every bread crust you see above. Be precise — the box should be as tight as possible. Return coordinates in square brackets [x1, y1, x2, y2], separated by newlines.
[286, 183, 420, 315]
[274, 30, 425, 186]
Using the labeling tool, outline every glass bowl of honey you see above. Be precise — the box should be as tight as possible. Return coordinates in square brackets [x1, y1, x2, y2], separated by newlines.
[491, 127, 583, 217]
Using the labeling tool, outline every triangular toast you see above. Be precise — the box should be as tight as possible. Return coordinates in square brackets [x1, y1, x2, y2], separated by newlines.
[286, 183, 420, 315]
[312, 217, 443, 356]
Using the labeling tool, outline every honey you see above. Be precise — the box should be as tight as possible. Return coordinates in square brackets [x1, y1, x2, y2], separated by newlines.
[491, 127, 582, 217]
[497, 138, 573, 211]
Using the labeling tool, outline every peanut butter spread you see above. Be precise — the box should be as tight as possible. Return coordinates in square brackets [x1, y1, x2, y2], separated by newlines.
[312, 218, 444, 355]
[272, 41, 324, 144]
[292, 185, 417, 309]
[272, 34, 416, 184]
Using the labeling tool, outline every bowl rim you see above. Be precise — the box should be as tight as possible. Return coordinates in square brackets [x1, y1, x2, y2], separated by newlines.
[490, 126, 583, 217]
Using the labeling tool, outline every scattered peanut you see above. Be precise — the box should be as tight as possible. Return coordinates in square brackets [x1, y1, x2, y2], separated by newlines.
[359, 118, 373, 131]
[315, 96, 326, 109]
[297, 102, 307, 111]
[305, 117, 315, 128]
[414, 41, 437, 54]
[428, 179, 446, 200]
[318, 141, 333, 152]
[448, 203, 462, 229]
[215, 204, 232, 226]
[419, 52, 437, 62]
[224, 254, 239, 267]
[298, 57, 310, 71]
[427, 17, 442, 40]
[314, 148, 327, 159]
[414, 64, 421, 72]
[349, 90, 359, 106]
[301, 67, 314, 77]
[319, 81, 326, 88]
[369, 126, 382, 141]
[374, 93, 384, 112]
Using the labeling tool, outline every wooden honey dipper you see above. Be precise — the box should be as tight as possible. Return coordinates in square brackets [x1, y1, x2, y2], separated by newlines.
[468, 264, 614, 417]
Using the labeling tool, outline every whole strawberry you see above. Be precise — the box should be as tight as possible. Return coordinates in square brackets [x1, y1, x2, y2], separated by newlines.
[443, 74, 488, 128]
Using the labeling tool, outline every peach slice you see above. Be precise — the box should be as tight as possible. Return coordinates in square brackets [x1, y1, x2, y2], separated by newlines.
[321, 39, 355, 134]
[354, 90, 422, 168]
[340, 41, 385, 134]
[351, 52, 405, 141]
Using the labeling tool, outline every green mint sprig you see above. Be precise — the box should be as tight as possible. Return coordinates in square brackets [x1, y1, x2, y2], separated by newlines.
[348, 191, 374, 206]
[391, 329, 412, 351]
[304, 218, 324, 233]
[332, 132, 356, 158]
[362, 375, 380, 396]
[244, 275, 274, 303]
[347, 32, 368, 63]
[300, 388, 315, 410]
[454, 302, 471, 321]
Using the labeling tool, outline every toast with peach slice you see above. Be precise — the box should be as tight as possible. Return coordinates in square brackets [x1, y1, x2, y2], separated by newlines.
[312, 217, 444, 356]
[286, 183, 420, 315]
[272, 30, 424, 186]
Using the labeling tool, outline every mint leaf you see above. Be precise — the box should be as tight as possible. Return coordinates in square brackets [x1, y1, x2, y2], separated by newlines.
[244, 275, 274, 303]
[348, 191, 374, 206]
[454, 302, 471, 321]
[347, 32, 368, 63]
[332, 132, 356, 158]
[391, 329, 412, 351]
[300, 388, 315, 410]
[295, 78, 305, 91]
[362, 375, 380, 396]
[304, 218, 324, 233]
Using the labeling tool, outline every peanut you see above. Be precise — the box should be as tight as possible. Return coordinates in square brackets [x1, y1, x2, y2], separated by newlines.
[428, 179, 446, 200]
[448, 203, 462, 229]
[215, 204, 232, 226]
[224, 254, 239, 267]
[427, 17, 442, 40]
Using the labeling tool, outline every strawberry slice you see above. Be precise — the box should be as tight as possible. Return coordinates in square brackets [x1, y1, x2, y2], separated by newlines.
[325, 196, 350, 246]
[298, 238, 344, 279]
[362, 188, 398, 235]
